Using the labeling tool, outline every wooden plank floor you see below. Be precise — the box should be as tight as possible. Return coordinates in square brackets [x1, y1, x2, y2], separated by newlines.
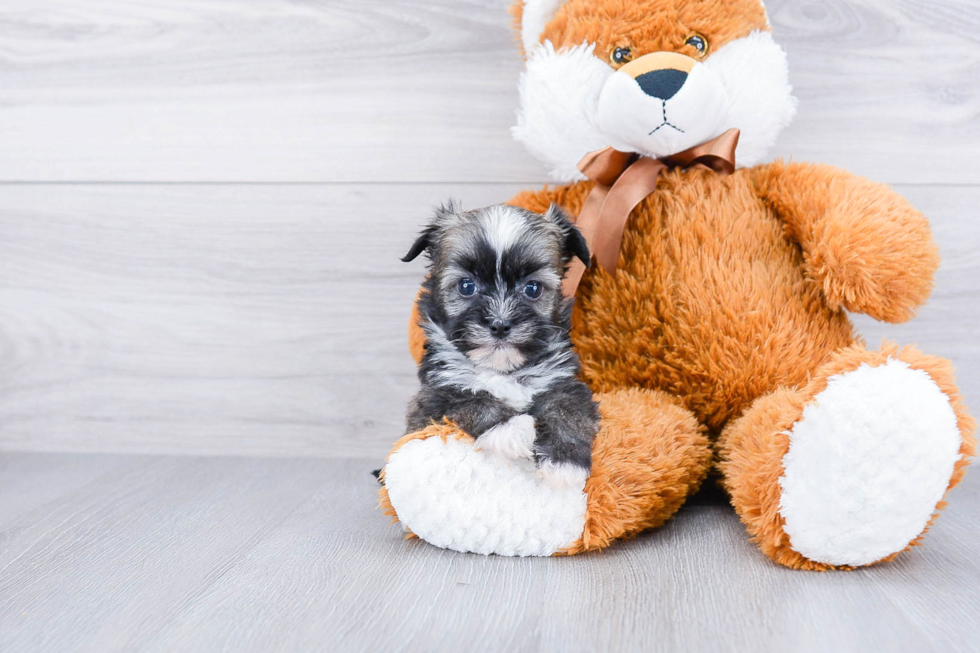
[0, 452, 978, 653]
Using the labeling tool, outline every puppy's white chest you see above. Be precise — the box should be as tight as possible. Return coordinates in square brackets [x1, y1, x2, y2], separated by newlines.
[473, 369, 536, 412]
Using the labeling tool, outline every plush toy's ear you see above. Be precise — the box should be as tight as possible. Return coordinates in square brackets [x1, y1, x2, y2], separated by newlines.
[545, 203, 590, 267]
[401, 200, 461, 262]
[513, 0, 567, 55]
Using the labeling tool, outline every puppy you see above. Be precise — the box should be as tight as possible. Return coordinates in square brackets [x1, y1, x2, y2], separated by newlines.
[402, 202, 600, 489]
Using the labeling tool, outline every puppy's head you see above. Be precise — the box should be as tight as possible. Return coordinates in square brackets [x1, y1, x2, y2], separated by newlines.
[403, 202, 589, 372]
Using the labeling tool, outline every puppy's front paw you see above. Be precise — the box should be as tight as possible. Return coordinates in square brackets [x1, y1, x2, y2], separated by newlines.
[537, 460, 589, 490]
[474, 414, 536, 460]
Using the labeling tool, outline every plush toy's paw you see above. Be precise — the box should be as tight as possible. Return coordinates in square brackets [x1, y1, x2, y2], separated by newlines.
[780, 358, 961, 566]
[382, 425, 588, 557]
[720, 344, 975, 570]
[473, 414, 536, 461]
[538, 460, 590, 489]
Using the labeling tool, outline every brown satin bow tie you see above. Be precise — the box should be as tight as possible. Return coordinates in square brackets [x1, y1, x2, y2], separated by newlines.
[562, 128, 740, 297]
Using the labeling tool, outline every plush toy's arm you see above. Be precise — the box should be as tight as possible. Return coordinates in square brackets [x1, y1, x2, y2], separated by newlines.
[751, 161, 939, 323]
[407, 182, 593, 364]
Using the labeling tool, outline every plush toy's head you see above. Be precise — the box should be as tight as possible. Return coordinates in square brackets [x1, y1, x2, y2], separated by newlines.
[512, 0, 797, 181]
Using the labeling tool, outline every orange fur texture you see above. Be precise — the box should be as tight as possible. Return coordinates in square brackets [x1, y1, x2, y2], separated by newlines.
[513, 0, 767, 60]
[562, 388, 711, 554]
[511, 167, 865, 433]
[408, 291, 426, 365]
[751, 162, 939, 323]
[392, 0, 974, 567]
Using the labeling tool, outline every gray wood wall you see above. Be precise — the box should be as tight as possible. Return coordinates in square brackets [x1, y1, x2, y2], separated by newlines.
[1, 0, 977, 458]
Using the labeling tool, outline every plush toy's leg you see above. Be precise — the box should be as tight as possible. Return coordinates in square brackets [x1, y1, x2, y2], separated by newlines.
[380, 387, 711, 556]
[564, 388, 712, 554]
[717, 342, 976, 570]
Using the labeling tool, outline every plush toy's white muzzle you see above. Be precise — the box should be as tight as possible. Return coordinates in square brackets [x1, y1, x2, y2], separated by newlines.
[513, 31, 797, 181]
[597, 52, 732, 159]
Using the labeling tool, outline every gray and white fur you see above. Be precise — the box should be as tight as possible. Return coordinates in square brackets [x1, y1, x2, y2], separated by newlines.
[402, 202, 600, 489]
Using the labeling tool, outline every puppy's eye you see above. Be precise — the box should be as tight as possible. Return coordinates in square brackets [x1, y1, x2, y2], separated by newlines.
[523, 280, 543, 299]
[610, 46, 633, 67]
[458, 278, 476, 297]
[685, 34, 708, 57]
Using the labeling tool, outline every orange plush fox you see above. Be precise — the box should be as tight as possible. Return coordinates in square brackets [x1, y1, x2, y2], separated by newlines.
[381, 0, 975, 570]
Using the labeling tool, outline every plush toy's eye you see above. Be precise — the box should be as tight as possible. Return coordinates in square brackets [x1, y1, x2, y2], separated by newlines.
[610, 46, 633, 67]
[523, 280, 543, 299]
[685, 34, 708, 57]
[458, 278, 477, 297]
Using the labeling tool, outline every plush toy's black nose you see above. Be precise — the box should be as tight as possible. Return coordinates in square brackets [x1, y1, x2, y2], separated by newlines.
[635, 69, 688, 100]
[489, 319, 512, 338]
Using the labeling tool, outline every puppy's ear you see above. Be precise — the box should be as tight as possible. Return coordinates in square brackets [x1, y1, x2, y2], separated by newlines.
[545, 204, 590, 267]
[401, 225, 435, 262]
[401, 200, 461, 262]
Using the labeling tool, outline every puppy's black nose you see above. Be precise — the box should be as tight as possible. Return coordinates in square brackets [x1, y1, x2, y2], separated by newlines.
[635, 68, 688, 100]
[489, 319, 512, 338]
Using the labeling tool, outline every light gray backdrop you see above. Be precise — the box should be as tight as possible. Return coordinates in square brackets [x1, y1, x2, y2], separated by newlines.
[0, 0, 977, 459]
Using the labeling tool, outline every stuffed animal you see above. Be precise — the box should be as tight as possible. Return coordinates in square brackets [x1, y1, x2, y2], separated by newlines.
[380, 0, 976, 569]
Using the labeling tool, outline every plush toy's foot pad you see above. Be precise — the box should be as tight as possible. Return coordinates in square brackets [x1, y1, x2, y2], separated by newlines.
[720, 343, 975, 570]
[779, 358, 961, 566]
[383, 428, 588, 557]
